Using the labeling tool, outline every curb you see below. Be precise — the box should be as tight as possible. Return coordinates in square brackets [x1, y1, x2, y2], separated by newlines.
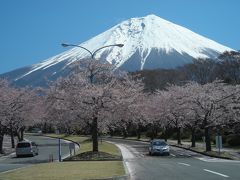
[42, 135, 80, 148]
[170, 144, 234, 160]
[105, 140, 131, 180]
[88, 174, 130, 180]
[121, 158, 131, 180]
[108, 137, 236, 160]
[43, 135, 130, 180]
[41, 135, 80, 161]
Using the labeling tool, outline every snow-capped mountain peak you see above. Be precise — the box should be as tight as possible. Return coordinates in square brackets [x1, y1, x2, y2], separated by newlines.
[3, 14, 234, 85]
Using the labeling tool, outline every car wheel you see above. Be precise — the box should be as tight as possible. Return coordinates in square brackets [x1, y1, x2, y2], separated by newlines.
[166, 152, 170, 156]
[149, 151, 152, 156]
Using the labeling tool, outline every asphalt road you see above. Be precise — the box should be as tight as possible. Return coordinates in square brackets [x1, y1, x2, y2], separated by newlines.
[106, 138, 240, 180]
[0, 135, 74, 173]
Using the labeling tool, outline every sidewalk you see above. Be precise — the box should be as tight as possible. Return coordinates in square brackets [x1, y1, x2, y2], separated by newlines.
[0, 136, 16, 157]
[167, 139, 240, 160]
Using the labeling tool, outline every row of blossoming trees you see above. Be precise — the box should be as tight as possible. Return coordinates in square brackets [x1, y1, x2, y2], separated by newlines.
[0, 80, 43, 153]
[44, 60, 240, 152]
[1, 59, 240, 153]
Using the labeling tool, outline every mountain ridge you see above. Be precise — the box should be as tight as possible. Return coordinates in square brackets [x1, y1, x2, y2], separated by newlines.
[1, 14, 234, 86]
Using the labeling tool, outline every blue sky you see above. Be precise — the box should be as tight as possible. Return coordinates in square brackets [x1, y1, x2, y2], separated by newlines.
[0, 0, 239, 74]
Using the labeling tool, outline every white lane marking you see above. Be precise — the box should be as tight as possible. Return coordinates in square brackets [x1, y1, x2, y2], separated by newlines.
[170, 154, 176, 157]
[203, 169, 229, 178]
[177, 162, 191, 166]
[196, 157, 240, 163]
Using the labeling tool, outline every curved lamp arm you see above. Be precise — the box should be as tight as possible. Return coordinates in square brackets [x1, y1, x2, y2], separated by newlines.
[61, 43, 124, 59]
[92, 44, 124, 59]
[61, 43, 93, 57]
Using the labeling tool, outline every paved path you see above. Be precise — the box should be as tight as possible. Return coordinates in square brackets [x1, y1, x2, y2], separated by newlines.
[0, 135, 78, 173]
[107, 138, 240, 180]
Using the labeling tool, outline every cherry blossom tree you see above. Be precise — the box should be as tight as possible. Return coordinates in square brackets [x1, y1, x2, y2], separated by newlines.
[0, 78, 41, 152]
[45, 60, 144, 152]
[155, 85, 189, 144]
[0, 79, 10, 153]
[181, 81, 238, 151]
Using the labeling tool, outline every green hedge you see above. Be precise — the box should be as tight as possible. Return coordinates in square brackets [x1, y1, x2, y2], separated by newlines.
[227, 134, 240, 146]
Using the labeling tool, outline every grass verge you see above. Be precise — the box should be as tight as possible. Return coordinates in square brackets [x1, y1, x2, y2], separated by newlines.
[0, 161, 125, 180]
[0, 134, 126, 180]
[44, 134, 121, 157]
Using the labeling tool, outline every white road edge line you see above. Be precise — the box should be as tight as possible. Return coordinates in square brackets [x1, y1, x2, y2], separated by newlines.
[177, 162, 191, 166]
[0, 152, 15, 160]
[203, 169, 229, 178]
[0, 165, 32, 174]
[196, 157, 240, 163]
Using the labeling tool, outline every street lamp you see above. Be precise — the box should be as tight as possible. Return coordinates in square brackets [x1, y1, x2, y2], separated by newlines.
[61, 43, 124, 59]
[61, 43, 124, 153]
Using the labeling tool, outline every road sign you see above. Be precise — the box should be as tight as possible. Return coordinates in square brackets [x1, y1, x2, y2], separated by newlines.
[215, 135, 222, 154]
[69, 142, 75, 149]
[69, 143, 76, 156]
[58, 138, 62, 162]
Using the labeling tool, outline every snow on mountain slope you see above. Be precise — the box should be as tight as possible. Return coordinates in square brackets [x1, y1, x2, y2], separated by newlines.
[8, 14, 234, 81]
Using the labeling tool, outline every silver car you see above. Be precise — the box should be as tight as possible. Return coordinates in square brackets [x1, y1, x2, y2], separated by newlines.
[16, 141, 39, 157]
[149, 139, 170, 156]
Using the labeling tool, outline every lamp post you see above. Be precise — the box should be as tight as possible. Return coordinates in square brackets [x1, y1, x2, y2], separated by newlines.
[61, 43, 124, 59]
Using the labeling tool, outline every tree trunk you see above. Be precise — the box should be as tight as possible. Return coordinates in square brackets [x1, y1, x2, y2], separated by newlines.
[150, 125, 156, 140]
[136, 125, 141, 140]
[10, 124, 15, 148]
[20, 128, 24, 141]
[191, 129, 196, 147]
[17, 132, 21, 142]
[151, 125, 158, 139]
[163, 128, 168, 142]
[137, 131, 141, 140]
[108, 127, 114, 137]
[177, 127, 181, 145]
[43, 122, 47, 133]
[17, 127, 24, 142]
[0, 134, 4, 154]
[123, 128, 128, 138]
[205, 127, 211, 151]
[92, 117, 98, 152]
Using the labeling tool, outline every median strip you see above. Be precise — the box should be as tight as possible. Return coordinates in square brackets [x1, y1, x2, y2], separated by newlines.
[203, 169, 229, 178]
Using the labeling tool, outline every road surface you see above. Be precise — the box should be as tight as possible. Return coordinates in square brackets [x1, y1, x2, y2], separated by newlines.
[0, 135, 76, 173]
[107, 138, 240, 180]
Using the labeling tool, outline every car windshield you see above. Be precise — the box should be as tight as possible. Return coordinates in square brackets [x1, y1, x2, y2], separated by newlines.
[152, 141, 167, 146]
[17, 142, 30, 148]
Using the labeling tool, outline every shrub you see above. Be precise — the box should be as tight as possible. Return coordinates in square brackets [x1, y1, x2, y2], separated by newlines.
[226, 134, 240, 146]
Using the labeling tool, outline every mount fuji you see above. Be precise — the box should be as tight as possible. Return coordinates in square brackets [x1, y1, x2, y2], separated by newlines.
[1, 14, 233, 86]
